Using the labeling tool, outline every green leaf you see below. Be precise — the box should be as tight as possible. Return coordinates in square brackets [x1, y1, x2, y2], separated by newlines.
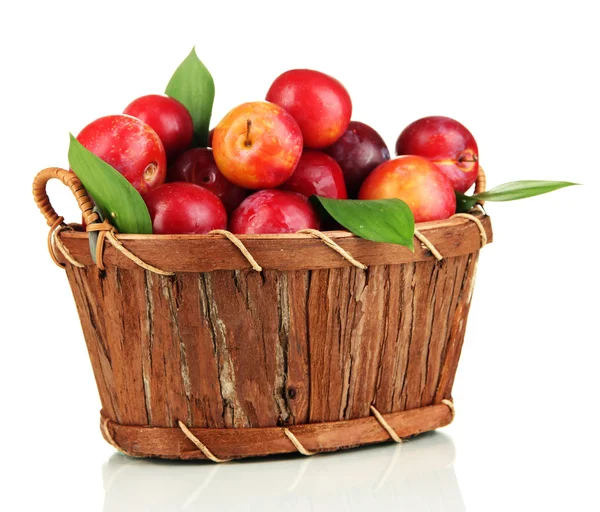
[313, 196, 415, 249]
[471, 180, 579, 202]
[165, 47, 215, 146]
[455, 191, 479, 213]
[68, 134, 153, 234]
[456, 180, 579, 213]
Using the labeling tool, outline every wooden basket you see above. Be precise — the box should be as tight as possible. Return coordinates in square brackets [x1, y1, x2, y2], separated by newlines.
[32, 167, 492, 461]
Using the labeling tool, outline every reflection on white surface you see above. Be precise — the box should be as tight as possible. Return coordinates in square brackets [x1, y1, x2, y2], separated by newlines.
[102, 431, 463, 511]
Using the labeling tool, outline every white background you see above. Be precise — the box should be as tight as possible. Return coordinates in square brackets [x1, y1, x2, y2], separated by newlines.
[1, 1, 598, 510]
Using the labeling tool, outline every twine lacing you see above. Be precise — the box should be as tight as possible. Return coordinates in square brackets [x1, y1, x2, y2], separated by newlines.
[452, 213, 488, 247]
[54, 224, 86, 268]
[208, 230, 262, 271]
[441, 399, 456, 420]
[86, 221, 174, 276]
[370, 406, 402, 443]
[101, 416, 126, 455]
[283, 428, 317, 456]
[179, 422, 317, 460]
[179, 422, 318, 460]
[177, 420, 231, 463]
[47, 216, 85, 269]
[47, 217, 175, 275]
[414, 212, 488, 262]
[177, 424, 319, 460]
[297, 229, 367, 269]
[414, 229, 444, 261]
[370, 400, 456, 444]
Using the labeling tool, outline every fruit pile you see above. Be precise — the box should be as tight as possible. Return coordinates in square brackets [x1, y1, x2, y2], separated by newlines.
[69, 49, 575, 244]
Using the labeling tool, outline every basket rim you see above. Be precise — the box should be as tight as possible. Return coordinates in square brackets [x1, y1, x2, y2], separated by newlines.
[61, 210, 487, 241]
[55, 211, 492, 272]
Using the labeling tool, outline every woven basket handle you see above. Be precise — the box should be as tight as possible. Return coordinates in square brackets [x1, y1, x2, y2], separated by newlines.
[32, 167, 99, 227]
[474, 166, 486, 202]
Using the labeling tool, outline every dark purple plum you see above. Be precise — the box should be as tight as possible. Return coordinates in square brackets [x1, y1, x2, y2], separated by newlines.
[167, 148, 248, 214]
[325, 121, 390, 197]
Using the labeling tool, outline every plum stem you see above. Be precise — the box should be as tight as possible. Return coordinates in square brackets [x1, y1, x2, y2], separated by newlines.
[459, 153, 478, 163]
[245, 119, 252, 147]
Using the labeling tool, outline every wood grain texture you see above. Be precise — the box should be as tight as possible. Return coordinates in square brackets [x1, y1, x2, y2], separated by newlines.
[56, 213, 492, 272]
[101, 403, 453, 460]
[60, 218, 489, 459]
[67, 257, 480, 425]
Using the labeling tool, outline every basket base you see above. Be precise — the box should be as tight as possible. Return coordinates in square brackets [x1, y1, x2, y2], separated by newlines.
[100, 402, 454, 461]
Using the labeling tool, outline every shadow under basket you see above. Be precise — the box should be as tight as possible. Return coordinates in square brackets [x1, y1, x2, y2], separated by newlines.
[33, 167, 492, 462]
